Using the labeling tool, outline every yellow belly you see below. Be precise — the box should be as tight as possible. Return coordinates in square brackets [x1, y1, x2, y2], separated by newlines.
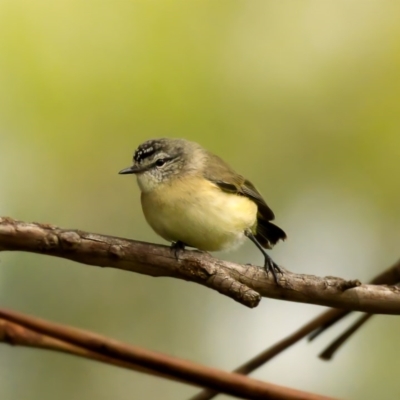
[141, 177, 257, 251]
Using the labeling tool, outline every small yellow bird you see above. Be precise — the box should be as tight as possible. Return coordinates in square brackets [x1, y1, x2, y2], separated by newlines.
[119, 138, 286, 283]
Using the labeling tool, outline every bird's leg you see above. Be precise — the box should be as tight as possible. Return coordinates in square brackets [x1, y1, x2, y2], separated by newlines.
[170, 241, 187, 259]
[245, 230, 282, 284]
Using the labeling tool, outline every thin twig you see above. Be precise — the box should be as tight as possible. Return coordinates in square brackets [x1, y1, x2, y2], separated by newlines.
[189, 309, 342, 400]
[1, 217, 400, 314]
[191, 260, 400, 399]
[318, 314, 373, 360]
[309, 259, 400, 341]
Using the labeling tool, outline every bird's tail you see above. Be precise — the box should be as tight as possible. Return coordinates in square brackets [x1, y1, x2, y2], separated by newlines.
[255, 219, 286, 249]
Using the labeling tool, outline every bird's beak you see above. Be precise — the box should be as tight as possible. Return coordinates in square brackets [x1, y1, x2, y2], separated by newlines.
[118, 165, 145, 174]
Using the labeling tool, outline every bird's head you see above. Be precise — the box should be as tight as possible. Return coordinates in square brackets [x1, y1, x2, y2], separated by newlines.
[119, 138, 204, 192]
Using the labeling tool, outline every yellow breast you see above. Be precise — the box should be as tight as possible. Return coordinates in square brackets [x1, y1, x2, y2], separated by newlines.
[141, 176, 257, 251]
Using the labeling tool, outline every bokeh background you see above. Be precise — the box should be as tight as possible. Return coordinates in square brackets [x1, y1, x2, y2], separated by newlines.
[1, 1, 400, 399]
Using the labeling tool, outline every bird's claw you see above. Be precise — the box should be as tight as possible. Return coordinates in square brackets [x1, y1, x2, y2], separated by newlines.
[264, 256, 283, 284]
[170, 241, 186, 259]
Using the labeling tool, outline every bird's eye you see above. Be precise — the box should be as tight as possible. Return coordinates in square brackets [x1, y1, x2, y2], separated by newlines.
[155, 159, 166, 168]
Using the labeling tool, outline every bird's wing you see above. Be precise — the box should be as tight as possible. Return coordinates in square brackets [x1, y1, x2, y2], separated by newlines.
[203, 153, 275, 221]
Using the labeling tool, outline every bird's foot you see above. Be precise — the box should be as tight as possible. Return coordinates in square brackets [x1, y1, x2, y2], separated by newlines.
[264, 255, 283, 284]
[170, 241, 186, 259]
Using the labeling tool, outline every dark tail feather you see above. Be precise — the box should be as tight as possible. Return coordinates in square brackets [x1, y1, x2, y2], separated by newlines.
[255, 219, 286, 249]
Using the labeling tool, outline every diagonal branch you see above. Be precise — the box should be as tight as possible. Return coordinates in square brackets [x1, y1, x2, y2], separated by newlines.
[1, 217, 400, 313]
[0, 307, 336, 400]
[190, 260, 400, 399]
[318, 314, 373, 360]
[309, 259, 400, 342]
[189, 309, 343, 400]
[309, 259, 400, 359]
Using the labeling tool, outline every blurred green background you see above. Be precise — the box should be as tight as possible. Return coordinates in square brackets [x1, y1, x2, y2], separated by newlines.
[1, 1, 400, 399]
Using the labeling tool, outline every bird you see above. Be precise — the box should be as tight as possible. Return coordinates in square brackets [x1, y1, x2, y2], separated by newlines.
[119, 138, 286, 283]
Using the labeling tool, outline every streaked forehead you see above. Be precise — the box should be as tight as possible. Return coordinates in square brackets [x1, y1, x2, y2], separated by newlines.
[133, 140, 164, 163]
[134, 144, 153, 162]
[133, 138, 189, 164]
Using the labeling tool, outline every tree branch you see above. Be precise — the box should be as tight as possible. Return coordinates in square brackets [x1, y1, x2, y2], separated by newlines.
[318, 314, 372, 360]
[1, 217, 400, 314]
[190, 260, 400, 399]
[309, 259, 400, 342]
[0, 307, 335, 400]
[309, 259, 400, 359]
[189, 309, 343, 400]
